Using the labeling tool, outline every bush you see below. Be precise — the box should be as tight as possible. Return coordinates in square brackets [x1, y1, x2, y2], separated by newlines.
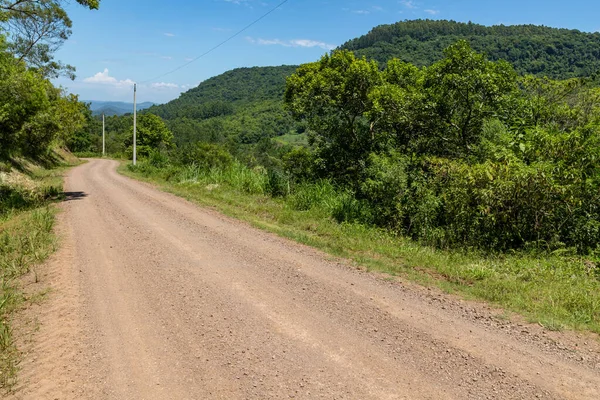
[266, 168, 290, 197]
[359, 152, 408, 227]
[331, 191, 373, 225]
[402, 143, 600, 252]
[148, 150, 170, 168]
[288, 181, 339, 211]
[282, 147, 316, 182]
[175, 143, 233, 170]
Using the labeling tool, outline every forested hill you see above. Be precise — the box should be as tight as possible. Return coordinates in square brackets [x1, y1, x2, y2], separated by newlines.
[147, 65, 298, 120]
[145, 20, 600, 150]
[340, 19, 600, 79]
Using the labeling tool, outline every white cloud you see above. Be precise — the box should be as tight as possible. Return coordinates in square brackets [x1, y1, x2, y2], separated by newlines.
[161, 56, 173, 60]
[247, 37, 335, 51]
[151, 82, 179, 89]
[164, 32, 175, 37]
[290, 39, 336, 50]
[400, 0, 417, 9]
[424, 9, 440, 15]
[345, 5, 383, 15]
[83, 69, 134, 88]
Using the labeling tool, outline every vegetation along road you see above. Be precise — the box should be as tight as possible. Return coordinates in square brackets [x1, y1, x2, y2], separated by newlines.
[6, 158, 599, 399]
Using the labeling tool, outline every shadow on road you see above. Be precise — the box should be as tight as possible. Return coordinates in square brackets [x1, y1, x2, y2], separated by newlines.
[62, 191, 88, 202]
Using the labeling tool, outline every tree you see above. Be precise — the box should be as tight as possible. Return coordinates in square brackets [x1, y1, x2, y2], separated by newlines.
[67, 104, 99, 153]
[285, 50, 384, 184]
[0, 0, 100, 78]
[421, 41, 519, 157]
[0, 35, 50, 157]
[125, 114, 174, 158]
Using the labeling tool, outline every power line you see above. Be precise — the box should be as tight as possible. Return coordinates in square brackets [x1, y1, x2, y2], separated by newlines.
[139, 0, 291, 84]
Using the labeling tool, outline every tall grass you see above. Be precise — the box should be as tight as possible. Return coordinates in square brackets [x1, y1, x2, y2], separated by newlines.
[0, 208, 57, 389]
[124, 159, 600, 334]
[0, 159, 66, 390]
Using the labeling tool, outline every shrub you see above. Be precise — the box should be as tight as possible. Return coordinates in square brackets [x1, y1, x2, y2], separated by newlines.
[288, 180, 339, 211]
[175, 143, 233, 170]
[265, 168, 290, 197]
[359, 151, 408, 227]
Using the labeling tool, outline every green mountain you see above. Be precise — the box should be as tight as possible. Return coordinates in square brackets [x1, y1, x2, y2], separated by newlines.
[150, 20, 600, 150]
[340, 19, 600, 79]
[147, 66, 298, 120]
[87, 100, 155, 117]
[146, 66, 301, 147]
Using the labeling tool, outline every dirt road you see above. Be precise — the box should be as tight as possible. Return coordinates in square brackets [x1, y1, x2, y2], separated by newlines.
[9, 159, 600, 399]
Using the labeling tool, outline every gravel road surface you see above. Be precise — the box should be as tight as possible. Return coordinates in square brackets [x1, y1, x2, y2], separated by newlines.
[8, 159, 600, 399]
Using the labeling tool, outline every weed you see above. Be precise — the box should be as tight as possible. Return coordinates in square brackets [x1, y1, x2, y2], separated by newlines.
[0, 157, 65, 390]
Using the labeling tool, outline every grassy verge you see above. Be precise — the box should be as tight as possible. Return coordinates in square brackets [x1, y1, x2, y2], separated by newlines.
[120, 162, 600, 335]
[0, 152, 76, 389]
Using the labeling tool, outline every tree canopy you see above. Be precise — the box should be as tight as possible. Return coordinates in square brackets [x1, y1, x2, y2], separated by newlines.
[284, 42, 600, 253]
[0, 0, 100, 78]
[124, 114, 174, 158]
[340, 19, 600, 79]
[0, 1, 99, 160]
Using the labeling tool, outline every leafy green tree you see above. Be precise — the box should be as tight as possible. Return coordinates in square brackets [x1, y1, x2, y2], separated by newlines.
[125, 114, 174, 158]
[369, 58, 426, 152]
[1, 0, 100, 78]
[0, 36, 49, 157]
[285, 50, 384, 184]
[67, 104, 97, 153]
[421, 41, 519, 157]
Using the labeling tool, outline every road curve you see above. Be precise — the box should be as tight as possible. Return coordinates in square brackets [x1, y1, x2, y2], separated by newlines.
[9, 159, 600, 399]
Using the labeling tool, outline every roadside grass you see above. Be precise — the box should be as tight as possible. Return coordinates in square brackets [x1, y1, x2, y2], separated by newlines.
[73, 151, 104, 158]
[0, 208, 57, 388]
[120, 162, 600, 335]
[0, 152, 74, 389]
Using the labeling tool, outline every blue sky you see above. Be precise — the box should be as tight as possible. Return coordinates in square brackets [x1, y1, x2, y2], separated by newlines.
[53, 0, 600, 104]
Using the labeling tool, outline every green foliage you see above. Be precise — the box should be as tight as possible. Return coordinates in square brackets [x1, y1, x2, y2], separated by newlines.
[1, 0, 100, 78]
[174, 142, 234, 170]
[66, 103, 101, 153]
[0, 35, 88, 159]
[285, 50, 385, 184]
[148, 66, 298, 120]
[359, 151, 408, 227]
[282, 147, 315, 182]
[285, 41, 600, 254]
[288, 180, 339, 211]
[421, 41, 519, 156]
[341, 19, 600, 79]
[124, 113, 173, 159]
[143, 66, 305, 164]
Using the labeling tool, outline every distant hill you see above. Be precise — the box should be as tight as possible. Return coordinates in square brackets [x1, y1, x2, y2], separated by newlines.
[86, 101, 155, 117]
[146, 66, 301, 147]
[340, 19, 600, 79]
[147, 66, 297, 120]
[150, 20, 600, 148]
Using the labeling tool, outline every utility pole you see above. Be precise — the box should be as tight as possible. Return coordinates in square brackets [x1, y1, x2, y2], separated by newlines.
[133, 83, 137, 166]
[102, 114, 105, 157]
